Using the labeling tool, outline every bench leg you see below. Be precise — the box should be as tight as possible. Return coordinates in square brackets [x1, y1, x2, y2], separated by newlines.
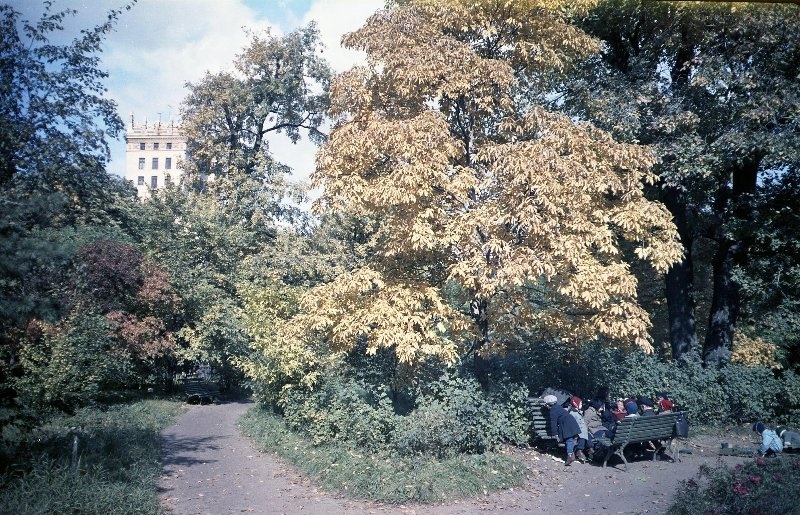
[618, 444, 628, 471]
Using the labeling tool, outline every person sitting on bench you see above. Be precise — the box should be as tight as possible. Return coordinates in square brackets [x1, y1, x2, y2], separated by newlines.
[543, 394, 587, 466]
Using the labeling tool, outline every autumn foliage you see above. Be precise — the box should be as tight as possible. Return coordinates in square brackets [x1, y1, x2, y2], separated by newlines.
[303, 0, 682, 366]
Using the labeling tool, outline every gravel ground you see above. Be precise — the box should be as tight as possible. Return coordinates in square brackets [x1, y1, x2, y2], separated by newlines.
[159, 400, 754, 515]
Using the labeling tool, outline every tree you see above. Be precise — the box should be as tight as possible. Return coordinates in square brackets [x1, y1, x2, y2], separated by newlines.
[181, 25, 331, 228]
[0, 3, 135, 217]
[562, 0, 800, 363]
[736, 169, 800, 368]
[128, 187, 255, 382]
[301, 1, 682, 382]
[0, 2, 139, 370]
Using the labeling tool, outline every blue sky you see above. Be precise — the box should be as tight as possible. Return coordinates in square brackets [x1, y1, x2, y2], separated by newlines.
[15, 0, 383, 183]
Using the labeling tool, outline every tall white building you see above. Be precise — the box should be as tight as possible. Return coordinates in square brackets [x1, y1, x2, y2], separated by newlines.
[124, 115, 187, 199]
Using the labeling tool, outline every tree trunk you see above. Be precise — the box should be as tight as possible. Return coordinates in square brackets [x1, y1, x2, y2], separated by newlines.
[702, 156, 760, 366]
[662, 186, 698, 359]
[470, 298, 490, 390]
[703, 239, 739, 365]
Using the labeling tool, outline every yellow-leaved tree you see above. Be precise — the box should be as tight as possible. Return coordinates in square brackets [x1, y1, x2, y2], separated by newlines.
[301, 0, 683, 376]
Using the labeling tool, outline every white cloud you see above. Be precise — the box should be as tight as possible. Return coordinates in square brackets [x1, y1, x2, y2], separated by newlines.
[303, 0, 383, 72]
[105, 0, 277, 127]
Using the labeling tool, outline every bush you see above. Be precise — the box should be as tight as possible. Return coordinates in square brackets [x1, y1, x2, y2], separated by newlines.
[665, 353, 727, 422]
[280, 379, 398, 452]
[719, 364, 780, 422]
[777, 370, 800, 423]
[668, 456, 800, 515]
[276, 370, 529, 458]
[14, 313, 136, 412]
[579, 346, 794, 426]
[393, 374, 529, 457]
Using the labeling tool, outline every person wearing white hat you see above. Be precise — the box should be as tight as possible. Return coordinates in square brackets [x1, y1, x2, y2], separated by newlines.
[543, 395, 583, 465]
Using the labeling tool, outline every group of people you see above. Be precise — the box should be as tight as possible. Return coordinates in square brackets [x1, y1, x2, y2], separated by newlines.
[541, 387, 800, 466]
[541, 387, 677, 466]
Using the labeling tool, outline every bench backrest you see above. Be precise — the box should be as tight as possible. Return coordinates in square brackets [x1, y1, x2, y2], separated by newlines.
[183, 376, 216, 393]
[527, 397, 557, 440]
[612, 412, 682, 444]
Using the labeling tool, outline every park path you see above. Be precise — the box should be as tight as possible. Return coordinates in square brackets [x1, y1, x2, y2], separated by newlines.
[158, 400, 750, 515]
[158, 400, 383, 514]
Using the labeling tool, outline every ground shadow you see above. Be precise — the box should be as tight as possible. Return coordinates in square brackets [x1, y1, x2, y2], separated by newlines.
[533, 441, 676, 470]
[161, 434, 222, 468]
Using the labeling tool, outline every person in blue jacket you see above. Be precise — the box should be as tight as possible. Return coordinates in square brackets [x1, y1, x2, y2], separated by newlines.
[543, 394, 584, 465]
[753, 421, 783, 457]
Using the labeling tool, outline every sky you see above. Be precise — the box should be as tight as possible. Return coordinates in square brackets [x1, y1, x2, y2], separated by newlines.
[15, 0, 384, 185]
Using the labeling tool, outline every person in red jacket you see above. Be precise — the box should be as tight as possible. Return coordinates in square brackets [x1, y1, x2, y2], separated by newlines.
[611, 398, 627, 421]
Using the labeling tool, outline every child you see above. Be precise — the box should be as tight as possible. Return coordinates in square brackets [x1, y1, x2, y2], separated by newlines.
[752, 421, 783, 457]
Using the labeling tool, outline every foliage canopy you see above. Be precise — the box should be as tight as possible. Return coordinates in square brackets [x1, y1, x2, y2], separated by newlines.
[304, 0, 683, 367]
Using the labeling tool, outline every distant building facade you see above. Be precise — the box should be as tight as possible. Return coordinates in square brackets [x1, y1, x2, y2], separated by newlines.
[124, 115, 187, 198]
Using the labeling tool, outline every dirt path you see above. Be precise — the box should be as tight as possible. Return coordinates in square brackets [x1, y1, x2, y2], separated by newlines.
[159, 400, 752, 515]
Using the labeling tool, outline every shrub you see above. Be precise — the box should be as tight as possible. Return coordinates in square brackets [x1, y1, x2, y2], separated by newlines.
[719, 364, 780, 422]
[776, 369, 800, 424]
[666, 354, 727, 422]
[280, 379, 398, 452]
[393, 373, 529, 457]
[578, 347, 791, 425]
[276, 369, 529, 458]
[14, 313, 136, 412]
[668, 457, 800, 515]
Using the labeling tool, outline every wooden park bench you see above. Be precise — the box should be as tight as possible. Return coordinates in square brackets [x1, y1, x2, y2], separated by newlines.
[596, 412, 684, 471]
[183, 376, 219, 404]
[526, 396, 560, 445]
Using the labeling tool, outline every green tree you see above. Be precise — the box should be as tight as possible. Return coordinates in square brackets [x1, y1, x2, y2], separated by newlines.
[736, 169, 800, 368]
[160, 26, 337, 384]
[0, 2, 139, 363]
[0, 3, 135, 218]
[181, 25, 331, 228]
[562, 0, 800, 363]
[129, 188, 253, 383]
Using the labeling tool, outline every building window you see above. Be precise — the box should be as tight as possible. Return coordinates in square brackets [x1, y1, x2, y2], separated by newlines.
[165, 174, 172, 186]
[139, 142, 145, 150]
[166, 142, 172, 150]
[153, 142, 159, 150]
[137, 176, 145, 185]
[151, 176, 158, 189]
[152, 158, 158, 169]
[165, 157, 172, 169]
[138, 158, 145, 169]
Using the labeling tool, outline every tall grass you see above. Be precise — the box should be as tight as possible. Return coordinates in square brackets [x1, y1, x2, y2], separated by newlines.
[0, 399, 185, 514]
[239, 405, 525, 504]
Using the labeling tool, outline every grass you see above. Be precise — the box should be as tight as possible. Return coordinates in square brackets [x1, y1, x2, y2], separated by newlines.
[0, 398, 185, 515]
[239, 405, 526, 504]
